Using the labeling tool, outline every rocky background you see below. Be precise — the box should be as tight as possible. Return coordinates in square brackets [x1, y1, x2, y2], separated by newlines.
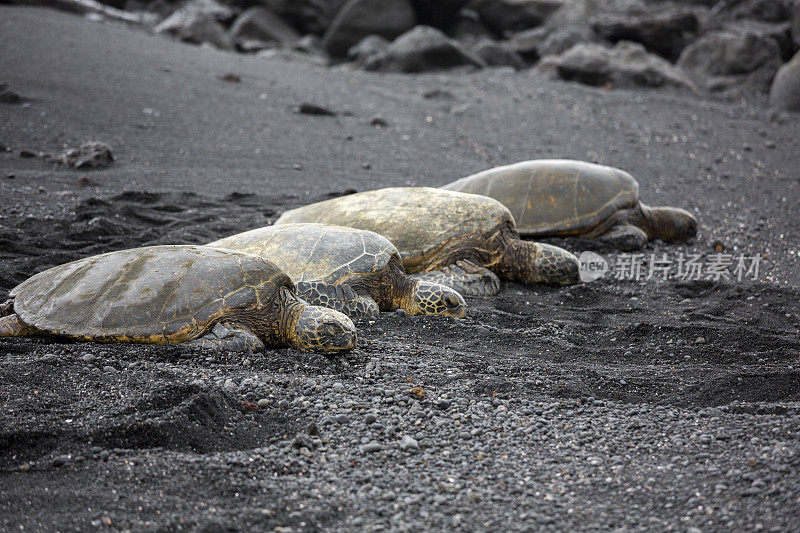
[5, 0, 800, 110]
[1, 1, 799, 531]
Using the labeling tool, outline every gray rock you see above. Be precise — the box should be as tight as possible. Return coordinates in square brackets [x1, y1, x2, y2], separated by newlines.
[257, 398, 270, 408]
[224, 379, 236, 390]
[541, 41, 694, 89]
[347, 35, 390, 64]
[54, 142, 114, 169]
[721, 19, 795, 61]
[294, 34, 329, 59]
[677, 31, 783, 93]
[590, 9, 700, 60]
[361, 442, 383, 453]
[399, 434, 420, 450]
[447, 7, 496, 46]
[228, 7, 300, 50]
[508, 24, 598, 61]
[365, 25, 486, 73]
[470, 38, 525, 69]
[80, 353, 96, 363]
[793, 3, 800, 48]
[155, 9, 233, 50]
[707, 0, 794, 24]
[0, 82, 22, 104]
[322, 0, 417, 57]
[770, 51, 800, 112]
[472, 0, 563, 36]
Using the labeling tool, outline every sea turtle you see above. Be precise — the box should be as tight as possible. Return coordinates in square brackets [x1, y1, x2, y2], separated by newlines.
[442, 159, 698, 250]
[275, 188, 580, 297]
[207, 223, 466, 320]
[0, 245, 356, 353]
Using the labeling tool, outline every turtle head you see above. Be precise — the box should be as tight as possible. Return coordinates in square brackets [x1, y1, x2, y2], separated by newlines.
[406, 280, 467, 319]
[504, 240, 581, 285]
[641, 204, 697, 243]
[291, 305, 357, 354]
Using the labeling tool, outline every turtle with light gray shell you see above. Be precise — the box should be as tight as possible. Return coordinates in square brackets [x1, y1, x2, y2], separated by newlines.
[275, 188, 581, 297]
[0, 245, 356, 353]
[442, 159, 697, 250]
[208, 223, 466, 320]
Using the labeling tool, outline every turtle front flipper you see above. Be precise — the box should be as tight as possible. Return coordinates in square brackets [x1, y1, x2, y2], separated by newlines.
[186, 323, 264, 352]
[296, 281, 380, 319]
[411, 260, 500, 298]
[0, 314, 36, 337]
[598, 224, 648, 250]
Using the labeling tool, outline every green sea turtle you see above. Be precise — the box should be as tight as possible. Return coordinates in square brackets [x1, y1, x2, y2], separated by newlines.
[442, 159, 698, 250]
[208, 223, 466, 320]
[275, 188, 580, 297]
[0, 245, 356, 353]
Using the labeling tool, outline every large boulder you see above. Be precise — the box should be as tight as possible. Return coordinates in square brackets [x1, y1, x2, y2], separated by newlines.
[447, 7, 497, 44]
[792, 3, 800, 48]
[590, 10, 701, 60]
[347, 35, 390, 64]
[228, 7, 300, 50]
[470, 38, 525, 69]
[471, 0, 564, 36]
[155, 8, 234, 50]
[322, 0, 417, 57]
[364, 25, 486, 72]
[412, 0, 469, 28]
[707, 0, 795, 24]
[540, 40, 695, 89]
[769, 51, 800, 111]
[722, 19, 795, 61]
[676, 31, 783, 92]
[261, 0, 347, 35]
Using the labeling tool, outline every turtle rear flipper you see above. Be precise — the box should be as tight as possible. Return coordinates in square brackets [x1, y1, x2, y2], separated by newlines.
[411, 260, 500, 298]
[186, 322, 264, 352]
[296, 281, 380, 319]
[598, 224, 648, 250]
[0, 314, 35, 337]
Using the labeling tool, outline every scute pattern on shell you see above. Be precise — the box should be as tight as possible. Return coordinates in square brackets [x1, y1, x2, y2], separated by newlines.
[10, 245, 291, 342]
[442, 160, 640, 237]
[208, 223, 397, 285]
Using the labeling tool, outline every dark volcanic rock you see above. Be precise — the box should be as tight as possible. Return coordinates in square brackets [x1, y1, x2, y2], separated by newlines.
[470, 38, 525, 69]
[322, 0, 417, 57]
[792, 3, 800, 48]
[364, 25, 486, 72]
[0, 82, 22, 104]
[54, 142, 114, 169]
[770, 51, 800, 112]
[541, 40, 694, 89]
[721, 19, 795, 61]
[708, 0, 795, 24]
[590, 10, 701, 60]
[412, 0, 468, 28]
[261, 0, 346, 35]
[228, 7, 300, 50]
[472, 0, 563, 36]
[677, 31, 783, 92]
[508, 23, 598, 61]
[155, 8, 233, 50]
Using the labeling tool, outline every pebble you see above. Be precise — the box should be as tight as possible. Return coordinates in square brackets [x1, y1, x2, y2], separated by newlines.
[257, 398, 269, 408]
[103, 365, 116, 373]
[80, 353, 95, 363]
[361, 442, 383, 454]
[399, 435, 419, 450]
[224, 379, 236, 390]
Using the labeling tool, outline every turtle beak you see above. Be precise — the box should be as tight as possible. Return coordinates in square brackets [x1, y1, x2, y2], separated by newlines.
[442, 292, 467, 319]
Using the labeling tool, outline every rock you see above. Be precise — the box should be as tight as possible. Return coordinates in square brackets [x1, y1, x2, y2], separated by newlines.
[228, 7, 300, 50]
[80, 353, 96, 363]
[361, 442, 383, 453]
[770, 51, 800, 112]
[722, 20, 795, 61]
[292, 432, 314, 449]
[294, 34, 328, 59]
[322, 0, 417, 57]
[508, 24, 598, 61]
[399, 434, 420, 450]
[295, 102, 337, 116]
[224, 379, 236, 390]
[676, 31, 783, 93]
[412, 0, 468, 28]
[590, 10, 700, 60]
[470, 38, 525, 69]
[54, 142, 114, 169]
[447, 8, 496, 45]
[262, 0, 346, 35]
[541, 41, 694, 90]
[793, 4, 800, 48]
[257, 398, 270, 408]
[472, 0, 564, 36]
[365, 25, 486, 73]
[347, 35, 390, 64]
[708, 0, 794, 24]
[155, 9, 233, 50]
[0, 82, 22, 104]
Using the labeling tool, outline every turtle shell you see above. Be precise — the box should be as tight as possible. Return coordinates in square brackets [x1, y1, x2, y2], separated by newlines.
[208, 223, 398, 285]
[9, 245, 291, 342]
[274, 188, 514, 271]
[442, 160, 640, 237]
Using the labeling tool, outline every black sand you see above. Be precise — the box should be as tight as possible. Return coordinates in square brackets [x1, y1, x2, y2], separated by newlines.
[1, 6, 799, 531]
